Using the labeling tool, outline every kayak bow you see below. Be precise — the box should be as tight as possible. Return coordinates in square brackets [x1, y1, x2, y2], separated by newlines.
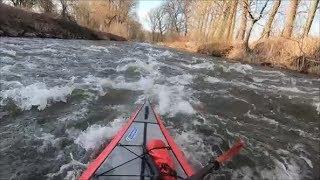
[80, 101, 194, 180]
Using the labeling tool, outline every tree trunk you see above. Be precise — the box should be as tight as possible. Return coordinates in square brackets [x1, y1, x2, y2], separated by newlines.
[211, 15, 223, 40]
[217, 1, 231, 38]
[244, 20, 254, 51]
[236, 0, 248, 41]
[183, 1, 189, 36]
[243, 0, 269, 51]
[261, 0, 281, 38]
[225, 0, 238, 42]
[203, 7, 210, 38]
[282, 0, 299, 38]
[302, 0, 319, 37]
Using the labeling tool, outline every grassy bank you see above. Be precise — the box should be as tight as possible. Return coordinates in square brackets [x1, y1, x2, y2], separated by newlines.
[160, 37, 320, 75]
[0, 4, 126, 41]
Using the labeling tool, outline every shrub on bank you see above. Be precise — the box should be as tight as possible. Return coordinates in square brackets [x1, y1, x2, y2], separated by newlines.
[159, 37, 320, 75]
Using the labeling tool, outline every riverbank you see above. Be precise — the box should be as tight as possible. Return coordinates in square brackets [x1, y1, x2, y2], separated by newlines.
[160, 37, 320, 75]
[0, 4, 126, 41]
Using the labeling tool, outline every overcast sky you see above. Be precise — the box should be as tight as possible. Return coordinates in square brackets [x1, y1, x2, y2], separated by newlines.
[137, 0, 163, 31]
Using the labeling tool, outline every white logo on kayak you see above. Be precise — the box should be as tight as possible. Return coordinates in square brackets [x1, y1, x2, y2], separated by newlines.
[126, 127, 138, 141]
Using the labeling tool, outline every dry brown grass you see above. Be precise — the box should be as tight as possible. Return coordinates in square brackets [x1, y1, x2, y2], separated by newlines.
[251, 37, 320, 73]
[107, 22, 130, 39]
[197, 41, 233, 57]
[227, 37, 320, 74]
[159, 39, 200, 52]
[161, 39, 233, 57]
[227, 42, 248, 60]
[159, 36, 320, 75]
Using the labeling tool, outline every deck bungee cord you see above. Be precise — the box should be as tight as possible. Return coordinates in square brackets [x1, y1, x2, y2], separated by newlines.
[80, 100, 245, 180]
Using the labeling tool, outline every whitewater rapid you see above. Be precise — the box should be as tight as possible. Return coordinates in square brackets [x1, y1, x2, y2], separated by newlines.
[0, 38, 319, 180]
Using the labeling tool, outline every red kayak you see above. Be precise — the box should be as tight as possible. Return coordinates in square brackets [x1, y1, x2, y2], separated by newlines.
[80, 100, 194, 179]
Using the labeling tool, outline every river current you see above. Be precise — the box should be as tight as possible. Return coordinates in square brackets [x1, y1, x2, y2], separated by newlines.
[0, 38, 319, 179]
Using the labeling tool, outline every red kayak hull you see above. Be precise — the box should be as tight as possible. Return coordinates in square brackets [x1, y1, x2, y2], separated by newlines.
[80, 101, 194, 179]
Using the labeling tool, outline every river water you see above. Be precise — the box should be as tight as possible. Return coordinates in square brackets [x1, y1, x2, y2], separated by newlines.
[0, 38, 319, 180]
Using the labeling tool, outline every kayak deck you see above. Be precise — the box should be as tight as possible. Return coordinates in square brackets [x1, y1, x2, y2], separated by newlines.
[80, 101, 193, 180]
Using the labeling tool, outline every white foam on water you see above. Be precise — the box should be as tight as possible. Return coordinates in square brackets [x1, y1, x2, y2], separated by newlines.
[70, 118, 125, 151]
[300, 156, 313, 168]
[222, 63, 253, 74]
[167, 74, 193, 85]
[252, 77, 264, 83]
[205, 76, 222, 84]
[0, 82, 74, 110]
[313, 101, 320, 114]
[99, 76, 154, 92]
[46, 153, 86, 180]
[83, 75, 154, 95]
[149, 84, 195, 116]
[155, 85, 194, 116]
[82, 75, 111, 95]
[1, 49, 16, 56]
[131, 50, 144, 56]
[245, 111, 279, 125]
[255, 69, 286, 77]
[183, 61, 214, 70]
[290, 128, 319, 141]
[231, 166, 255, 180]
[157, 86, 170, 114]
[58, 103, 89, 122]
[261, 116, 279, 125]
[146, 47, 162, 55]
[116, 58, 160, 77]
[0, 79, 23, 91]
[0, 64, 12, 73]
[137, 42, 153, 47]
[117, 57, 139, 63]
[230, 80, 262, 91]
[38, 48, 58, 53]
[84, 45, 110, 53]
[83, 48, 196, 117]
[291, 144, 313, 168]
[273, 86, 304, 93]
[174, 130, 207, 166]
[252, 77, 281, 83]
[82, 74, 195, 116]
[260, 158, 300, 180]
[34, 132, 59, 153]
[0, 56, 14, 63]
[161, 50, 173, 57]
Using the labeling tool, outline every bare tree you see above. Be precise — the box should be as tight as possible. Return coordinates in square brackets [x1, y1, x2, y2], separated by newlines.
[70, 0, 139, 39]
[11, 0, 37, 8]
[215, 1, 232, 39]
[147, 5, 167, 42]
[181, 0, 191, 36]
[236, 0, 248, 41]
[59, 0, 69, 19]
[225, 0, 238, 41]
[244, 0, 269, 51]
[261, 0, 281, 38]
[39, 0, 54, 13]
[282, 0, 300, 38]
[302, 0, 319, 37]
[155, 6, 167, 37]
[164, 0, 184, 35]
[148, 9, 157, 41]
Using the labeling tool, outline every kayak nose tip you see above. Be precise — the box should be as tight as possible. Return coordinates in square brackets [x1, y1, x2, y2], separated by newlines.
[144, 105, 149, 119]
